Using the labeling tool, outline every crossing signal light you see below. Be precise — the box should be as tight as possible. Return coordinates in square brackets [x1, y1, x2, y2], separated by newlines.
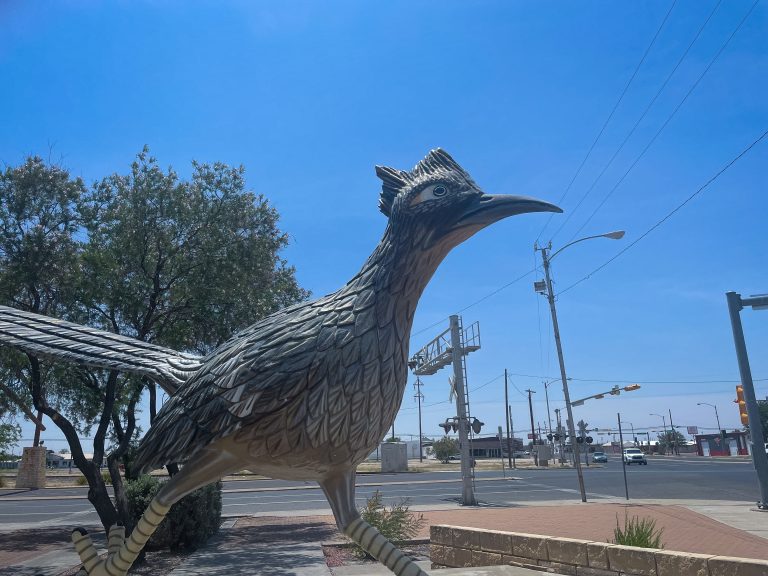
[735, 385, 749, 426]
[471, 418, 485, 434]
[586, 436, 594, 444]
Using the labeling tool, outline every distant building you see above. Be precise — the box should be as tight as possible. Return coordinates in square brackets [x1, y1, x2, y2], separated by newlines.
[694, 431, 749, 456]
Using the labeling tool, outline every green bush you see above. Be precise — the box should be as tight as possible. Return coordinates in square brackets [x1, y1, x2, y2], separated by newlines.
[354, 490, 425, 559]
[125, 475, 222, 552]
[75, 476, 88, 486]
[612, 514, 664, 549]
[101, 470, 113, 485]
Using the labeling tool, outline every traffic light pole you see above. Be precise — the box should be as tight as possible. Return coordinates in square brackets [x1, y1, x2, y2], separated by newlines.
[726, 291, 768, 510]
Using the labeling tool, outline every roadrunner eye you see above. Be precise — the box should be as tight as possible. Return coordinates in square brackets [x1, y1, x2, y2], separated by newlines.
[432, 185, 447, 197]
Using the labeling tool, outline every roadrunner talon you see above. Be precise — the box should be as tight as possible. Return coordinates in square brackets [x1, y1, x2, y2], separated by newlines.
[0, 150, 560, 575]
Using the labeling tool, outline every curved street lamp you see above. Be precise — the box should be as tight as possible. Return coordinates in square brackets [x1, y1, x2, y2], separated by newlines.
[535, 230, 625, 503]
[697, 402, 721, 431]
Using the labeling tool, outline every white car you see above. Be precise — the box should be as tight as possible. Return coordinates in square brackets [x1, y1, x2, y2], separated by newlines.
[623, 448, 647, 465]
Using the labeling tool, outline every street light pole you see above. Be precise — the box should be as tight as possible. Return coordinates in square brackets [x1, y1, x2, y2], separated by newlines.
[538, 244, 585, 501]
[535, 230, 624, 503]
[697, 402, 721, 431]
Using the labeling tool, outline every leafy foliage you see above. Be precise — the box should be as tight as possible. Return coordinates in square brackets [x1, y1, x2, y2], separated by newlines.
[656, 430, 686, 455]
[430, 437, 459, 463]
[125, 475, 222, 552]
[0, 150, 307, 531]
[612, 515, 664, 549]
[0, 422, 20, 458]
[354, 490, 425, 559]
[758, 400, 768, 443]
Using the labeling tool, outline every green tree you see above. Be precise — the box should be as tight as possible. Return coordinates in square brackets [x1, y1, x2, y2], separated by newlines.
[431, 437, 459, 463]
[0, 151, 308, 532]
[758, 400, 768, 443]
[656, 430, 686, 455]
[0, 421, 20, 458]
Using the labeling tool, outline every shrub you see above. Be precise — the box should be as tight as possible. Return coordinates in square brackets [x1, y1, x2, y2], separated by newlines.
[354, 490, 425, 559]
[0, 475, 4, 488]
[125, 475, 222, 552]
[612, 514, 664, 549]
[431, 437, 459, 463]
[101, 470, 112, 485]
[75, 476, 88, 486]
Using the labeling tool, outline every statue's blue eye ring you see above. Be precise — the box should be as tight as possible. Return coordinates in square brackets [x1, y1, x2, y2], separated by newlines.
[433, 185, 447, 197]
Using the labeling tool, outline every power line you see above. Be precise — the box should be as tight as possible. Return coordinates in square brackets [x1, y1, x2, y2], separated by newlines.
[557, 126, 768, 296]
[566, 0, 760, 242]
[551, 0, 723, 242]
[536, 0, 678, 242]
[504, 371, 768, 385]
[411, 266, 537, 337]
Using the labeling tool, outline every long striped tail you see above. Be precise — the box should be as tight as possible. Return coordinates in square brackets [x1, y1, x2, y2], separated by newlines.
[345, 517, 428, 576]
[0, 305, 200, 395]
[71, 500, 170, 576]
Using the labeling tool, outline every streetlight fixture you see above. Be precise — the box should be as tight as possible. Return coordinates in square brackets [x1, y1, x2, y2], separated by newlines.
[650, 413, 669, 455]
[697, 402, 721, 431]
[535, 229, 625, 503]
[543, 377, 567, 435]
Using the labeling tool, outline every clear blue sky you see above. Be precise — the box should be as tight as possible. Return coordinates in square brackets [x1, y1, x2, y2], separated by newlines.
[2, 1, 766, 453]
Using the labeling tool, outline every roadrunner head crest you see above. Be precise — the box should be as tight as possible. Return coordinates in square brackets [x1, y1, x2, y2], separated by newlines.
[375, 149, 478, 217]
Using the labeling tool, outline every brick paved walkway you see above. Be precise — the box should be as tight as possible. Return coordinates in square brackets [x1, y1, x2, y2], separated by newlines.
[2, 503, 767, 573]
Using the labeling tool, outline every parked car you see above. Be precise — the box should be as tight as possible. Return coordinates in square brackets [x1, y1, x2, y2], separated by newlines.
[592, 451, 608, 463]
[623, 448, 647, 465]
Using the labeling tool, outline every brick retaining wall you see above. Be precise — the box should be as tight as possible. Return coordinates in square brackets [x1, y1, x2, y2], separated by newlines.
[430, 524, 768, 576]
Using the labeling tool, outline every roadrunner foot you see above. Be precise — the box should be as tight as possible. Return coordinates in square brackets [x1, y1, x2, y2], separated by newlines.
[345, 517, 428, 576]
[71, 500, 170, 575]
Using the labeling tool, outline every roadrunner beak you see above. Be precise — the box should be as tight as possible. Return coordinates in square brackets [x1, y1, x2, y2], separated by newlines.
[456, 194, 562, 228]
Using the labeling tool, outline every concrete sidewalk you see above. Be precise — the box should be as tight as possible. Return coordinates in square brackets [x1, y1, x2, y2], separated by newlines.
[1, 499, 767, 576]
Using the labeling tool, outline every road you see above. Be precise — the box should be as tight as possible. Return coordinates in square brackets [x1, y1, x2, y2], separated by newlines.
[0, 456, 760, 529]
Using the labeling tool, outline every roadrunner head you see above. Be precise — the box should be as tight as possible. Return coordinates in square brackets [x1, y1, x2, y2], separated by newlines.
[376, 149, 561, 252]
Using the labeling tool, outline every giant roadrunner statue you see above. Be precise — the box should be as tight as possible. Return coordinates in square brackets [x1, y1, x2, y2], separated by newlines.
[0, 149, 560, 576]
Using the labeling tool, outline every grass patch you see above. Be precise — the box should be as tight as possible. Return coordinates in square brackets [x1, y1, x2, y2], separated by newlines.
[612, 514, 664, 549]
[353, 490, 425, 559]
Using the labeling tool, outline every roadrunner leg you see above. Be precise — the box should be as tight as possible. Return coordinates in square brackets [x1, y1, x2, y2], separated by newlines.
[71, 448, 240, 576]
[320, 471, 429, 576]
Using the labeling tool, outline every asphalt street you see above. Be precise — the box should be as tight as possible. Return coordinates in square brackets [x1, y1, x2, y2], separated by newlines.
[0, 456, 760, 530]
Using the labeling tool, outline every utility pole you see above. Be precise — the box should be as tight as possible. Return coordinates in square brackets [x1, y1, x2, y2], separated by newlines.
[449, 315, 477, 506]
[509, 405, 516, 469]
[668, 409, 679, 456]
[555, 408, 566, 464]
[414, 377, 424, 463]
[543, 380, 554, 434]
[726, 291, 768, 510]
[504, 370, 512, 468]
[537, 243, 587, 502]
[526, 389, 537, 465]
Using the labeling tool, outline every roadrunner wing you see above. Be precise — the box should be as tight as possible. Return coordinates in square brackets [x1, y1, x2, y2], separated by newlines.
[0, 305, 201, 394]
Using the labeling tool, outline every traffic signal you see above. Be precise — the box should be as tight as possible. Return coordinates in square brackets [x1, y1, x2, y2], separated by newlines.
[721, 429, 727, 439]
[735, 385, 749, 426]
[623, 384, 641, 392]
